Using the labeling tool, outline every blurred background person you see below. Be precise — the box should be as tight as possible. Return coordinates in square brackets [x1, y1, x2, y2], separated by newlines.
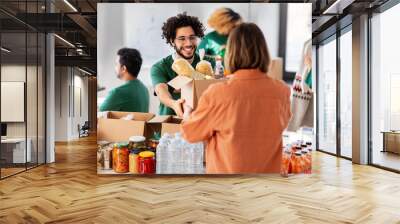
[198, 8, 242, 63]
[181, 23, 292, 174]
[301, 40, 312, 89]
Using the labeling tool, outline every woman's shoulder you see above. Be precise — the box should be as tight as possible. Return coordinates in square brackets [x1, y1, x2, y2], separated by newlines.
[268, 77, 291, 96]
[201, 81, 230, 99]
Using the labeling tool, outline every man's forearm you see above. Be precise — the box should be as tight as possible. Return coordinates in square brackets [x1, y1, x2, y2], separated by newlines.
[155, 84, 174, 108]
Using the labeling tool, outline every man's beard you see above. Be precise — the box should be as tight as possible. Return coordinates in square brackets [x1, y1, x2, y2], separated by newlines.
[175, 45, 196, 60]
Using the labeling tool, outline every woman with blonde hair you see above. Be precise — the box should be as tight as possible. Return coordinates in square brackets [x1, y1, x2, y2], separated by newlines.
[198, 8, 242, 61]
[181, 23, 292, 174]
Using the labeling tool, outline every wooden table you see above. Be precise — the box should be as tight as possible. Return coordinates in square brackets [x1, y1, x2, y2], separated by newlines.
[381, 131, 400, 154]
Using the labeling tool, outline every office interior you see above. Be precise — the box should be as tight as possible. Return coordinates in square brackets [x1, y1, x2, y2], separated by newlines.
[0, 0, 400, 222]
[1, 0, 399, 184]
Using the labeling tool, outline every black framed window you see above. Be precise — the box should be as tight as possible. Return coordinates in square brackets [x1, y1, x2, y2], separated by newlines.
[315, 23, 353, 160]
[369, 1, 400, 172]
[316, 34, 337, 155]
[0, 0, 47, 180]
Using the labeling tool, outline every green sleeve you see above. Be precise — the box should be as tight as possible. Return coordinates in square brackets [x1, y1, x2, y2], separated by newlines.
[304, 69, 312, 88]
[204, 55, 216, 69]
[99, 88, 120, 112]
[150, 63, 168, 87]
[198, 38, 208, 53]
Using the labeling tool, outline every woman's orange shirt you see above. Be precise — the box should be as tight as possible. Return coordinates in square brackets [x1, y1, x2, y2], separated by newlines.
[181, 69, 292, 174]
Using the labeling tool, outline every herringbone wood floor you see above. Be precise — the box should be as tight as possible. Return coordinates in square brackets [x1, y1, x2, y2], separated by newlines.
[1, 135, 400, 224]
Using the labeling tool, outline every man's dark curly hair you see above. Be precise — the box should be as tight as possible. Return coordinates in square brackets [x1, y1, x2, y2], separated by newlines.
[161, 12, 205, 46]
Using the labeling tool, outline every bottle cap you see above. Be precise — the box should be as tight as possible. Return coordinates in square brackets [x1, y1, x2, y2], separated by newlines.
[117, 142, 129, 148]
[129, 136, 146, 142]
[139, 151, 155, 158]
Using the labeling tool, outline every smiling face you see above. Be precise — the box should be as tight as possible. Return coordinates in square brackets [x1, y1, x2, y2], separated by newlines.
[172, 26, 198, 60]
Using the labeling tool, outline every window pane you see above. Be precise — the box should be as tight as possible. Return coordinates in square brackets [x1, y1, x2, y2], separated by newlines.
[286, 3, 312, 72]
[318, 38, 337, 154]
[340, 29, 352, 158]
[1, 31, 28, 177]
[371, 3, 400, 171]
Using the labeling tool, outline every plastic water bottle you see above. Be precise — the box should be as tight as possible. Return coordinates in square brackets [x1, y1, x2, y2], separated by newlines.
[214, 57, 224, 79]
[180, 139, 188, 174]
[156, 133, 173, 174]
[156, 140, 163, 174]
[182, 139, 190, 173]
[190, 142, 204, 174]
[156, 137, 169, 174]
[198, 142, 205, 173]
[187, 143, 195, 174]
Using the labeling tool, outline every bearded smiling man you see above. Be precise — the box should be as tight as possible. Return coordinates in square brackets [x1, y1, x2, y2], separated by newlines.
[151, 12, 215, 116]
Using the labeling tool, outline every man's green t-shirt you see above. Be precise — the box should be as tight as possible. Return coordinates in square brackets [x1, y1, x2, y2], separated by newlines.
[150, 53, 214, 115]
[198, 31, 228, 60]
[99, 79, 149, 112]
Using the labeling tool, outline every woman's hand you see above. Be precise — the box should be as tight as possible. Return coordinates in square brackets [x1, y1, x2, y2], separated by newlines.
[171, 99, 185, 117]
[183, 104, 193, 120]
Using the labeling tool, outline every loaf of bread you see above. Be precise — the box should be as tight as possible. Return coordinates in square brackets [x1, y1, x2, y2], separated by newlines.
[195, 60, 213, 76]
[172, 58, 195, 78]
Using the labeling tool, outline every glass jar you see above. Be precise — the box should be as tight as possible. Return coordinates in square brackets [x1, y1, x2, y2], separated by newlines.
[292, 151, 304, 174]
[128, 136, 146, 150]
[281, 150, 291, 177]
[129, 149, 140, 174]
[97, 143, 113, 170]
[103, 145, 113, 170]
[138, 151, 156, 174]
[301, 149, 310, 174]
[148, 139, 159, 150]
[113, 143, 129, 173]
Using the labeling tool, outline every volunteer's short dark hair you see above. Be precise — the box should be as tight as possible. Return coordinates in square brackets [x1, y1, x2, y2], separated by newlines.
[225, 23, 271, 74]
[161, 12, 205, 46]
[117, 48, 142, 77]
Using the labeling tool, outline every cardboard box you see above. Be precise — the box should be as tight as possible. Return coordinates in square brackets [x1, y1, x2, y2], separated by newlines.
[269, 58, 283, 80]
[168, 76, 226, 109]
[147, 115, 182, 137]
[97, 111, 155, 142]
[168, 58, 282, 109]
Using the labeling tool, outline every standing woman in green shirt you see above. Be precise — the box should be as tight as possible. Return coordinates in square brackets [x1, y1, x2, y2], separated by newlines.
[198, 8, 242, 62]
[99, 48, 149, 112]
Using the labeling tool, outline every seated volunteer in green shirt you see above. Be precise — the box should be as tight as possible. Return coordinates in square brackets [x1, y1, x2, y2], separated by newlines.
[99, 48, 149, 112]
[198, 8, 242, 62]
[151, 13, 214, 116]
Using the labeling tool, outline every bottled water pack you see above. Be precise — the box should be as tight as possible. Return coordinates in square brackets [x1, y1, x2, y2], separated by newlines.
[156, 132, 204, 174]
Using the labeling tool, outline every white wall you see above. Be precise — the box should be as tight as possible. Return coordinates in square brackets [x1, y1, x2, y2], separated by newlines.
[54, 67, 89, 141]
[1, 65, 36, 137]
[55, 67, 68, 141]
[97, 3, 286, 114]
[1, 64, 46, 164]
